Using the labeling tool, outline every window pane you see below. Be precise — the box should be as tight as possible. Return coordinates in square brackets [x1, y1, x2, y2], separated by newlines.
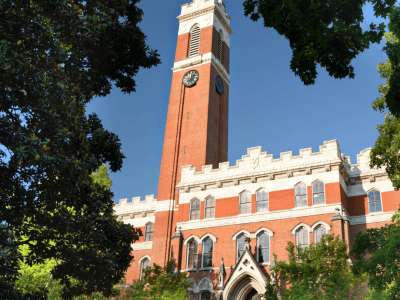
[295, 186, 301, 195]
[263, 201, 268, 210]
[257, 202, 262, 212]
[319, 182, 324, 192]
[374, 191, 381, 200]
[375, 202, 382, 212]
[301, 185, 307, 195]
[246, 203, 251, 213]
[313, 183, 318, 193]
[369, 202, 376, 213]
[259, 248, 269, 263]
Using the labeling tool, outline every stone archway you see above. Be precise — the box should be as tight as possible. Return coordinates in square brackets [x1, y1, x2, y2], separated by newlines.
[226, 274, 264, 300]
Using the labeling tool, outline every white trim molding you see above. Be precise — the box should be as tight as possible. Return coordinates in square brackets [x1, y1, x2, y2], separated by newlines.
[131, 241, 152, 251]
[254, 227, 274, 237]
[232, 229, 252, 240]
[138, 255, 151, 265]
[310, 220, 331, 232]
[200, 233, 217, 243]
[291, 222, 312, 235]
[349, 211, 395, 226]
[184, 234, 201, 246]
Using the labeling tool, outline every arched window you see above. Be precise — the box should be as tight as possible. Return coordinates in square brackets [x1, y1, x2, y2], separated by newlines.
[190, 198, 200, 220]
[236, 234, 246, 262]
[205, 196, 215, 218]
[140, 258, 151, 279]
[295, 183, 307, 207]
[256, 189, 269, 212]
[144, 222, 154, 241]
[239, 191, 251, 214]
[314, 226, 327, 244]
[217, 30, 223, 61]
[257, 232, 270, 263]
[368, 189, 382, 212]
[201, 291, 211, 300]
[187, 239, 198, 269]
[202, 238, 213, 268]
[189, 24, 200, 57]
[296, 227, 308, 257]
[313, 181, 325, 205]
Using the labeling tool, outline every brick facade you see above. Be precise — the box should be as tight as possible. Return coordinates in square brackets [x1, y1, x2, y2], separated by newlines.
[113, 1, 400, 299]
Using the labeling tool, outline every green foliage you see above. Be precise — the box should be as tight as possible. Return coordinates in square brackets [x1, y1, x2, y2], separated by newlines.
[351, 210, 400, 300]
[243, 0, 396, 85]
[116, 259, 193, 300]
[264, 234, 366, 300]
[0, 0, 158, 298]
[90, 165, 113, 191]
[370, 11, 400, 190]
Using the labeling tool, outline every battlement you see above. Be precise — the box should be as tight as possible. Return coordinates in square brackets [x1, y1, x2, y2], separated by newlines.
[113, 195, 156, 216]
[179, 0, 230, 26]
[177, 140, 387, 187]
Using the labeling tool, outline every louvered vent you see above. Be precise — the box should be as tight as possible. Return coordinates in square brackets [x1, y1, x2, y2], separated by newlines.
[217, 31, 222, 61]
[189, 25, 200, 57]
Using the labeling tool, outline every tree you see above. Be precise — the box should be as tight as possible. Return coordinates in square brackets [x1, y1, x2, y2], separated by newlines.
[0, 0, 159, 298]
[243, 1, 400, 190]
[264, 234, 366, 300]
[116, 259, 193, 300]
[351, 209, 400, 300]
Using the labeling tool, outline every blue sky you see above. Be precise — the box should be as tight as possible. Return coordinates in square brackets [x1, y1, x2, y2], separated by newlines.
[85, 0, 392, 203]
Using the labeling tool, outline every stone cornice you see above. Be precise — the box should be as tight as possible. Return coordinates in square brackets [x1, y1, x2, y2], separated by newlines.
[177, 6, 232, 35]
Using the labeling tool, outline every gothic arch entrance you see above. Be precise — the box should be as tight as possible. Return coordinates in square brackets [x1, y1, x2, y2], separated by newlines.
[226, 274, 263, 300]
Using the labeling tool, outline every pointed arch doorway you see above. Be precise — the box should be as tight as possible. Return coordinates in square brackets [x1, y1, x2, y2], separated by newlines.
[245, 288, 261, 300]
[226, 274, 263, 300]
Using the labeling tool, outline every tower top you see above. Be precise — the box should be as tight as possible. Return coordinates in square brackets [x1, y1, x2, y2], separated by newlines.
[178, 0, 231, 33]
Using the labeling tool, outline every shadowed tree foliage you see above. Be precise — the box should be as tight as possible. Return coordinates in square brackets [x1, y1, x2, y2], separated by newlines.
[351, 209, 400, 300]
[0, 0, 159, 299]
[264, 234, 366, 300]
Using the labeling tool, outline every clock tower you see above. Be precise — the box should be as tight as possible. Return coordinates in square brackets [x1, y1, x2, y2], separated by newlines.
[152, 0, 232, 266]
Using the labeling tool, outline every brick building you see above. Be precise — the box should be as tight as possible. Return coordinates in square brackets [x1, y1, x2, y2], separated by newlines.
[113, 1, 400, 299]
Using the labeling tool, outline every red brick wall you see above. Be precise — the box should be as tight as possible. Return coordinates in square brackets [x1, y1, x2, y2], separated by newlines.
[174, 32, 189, 62]
[125, 249, 152, 284]
[152, 210, 174, 267]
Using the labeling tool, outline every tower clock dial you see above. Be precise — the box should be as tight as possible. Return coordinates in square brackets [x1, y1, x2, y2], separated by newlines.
[215, 75, 224, 95]
[182, 70, 199, 87]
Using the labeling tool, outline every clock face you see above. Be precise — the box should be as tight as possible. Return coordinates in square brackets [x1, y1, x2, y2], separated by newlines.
[215, 75, 224, 95]
[182, 70, 199, 87]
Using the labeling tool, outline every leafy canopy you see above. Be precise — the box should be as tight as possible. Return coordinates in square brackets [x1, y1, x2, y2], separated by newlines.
[264, 234, 366, 300]
[351, 209, 400, 300]
[116, 259, 193, 300]
[0, 0, 159, 298]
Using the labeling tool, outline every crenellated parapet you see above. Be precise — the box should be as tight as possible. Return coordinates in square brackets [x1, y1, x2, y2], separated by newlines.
[176, 140, 389, 193]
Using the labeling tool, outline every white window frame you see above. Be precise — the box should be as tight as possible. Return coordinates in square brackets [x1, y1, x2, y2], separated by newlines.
[256, 188, 269, 212]
[312, 180, 326, 205]
[190, 198, 201, 220]
[236, 233, 247, 263]
[294, 182, 308, 207]
[204, 195, 215, 219]
[201, 238, 213, 268]
[313, 225, 327, 244]
[256, 231, 270, 263]
[140, 257, 151, 279]
[239, 190, 251, 214]
[295, 227, 309, 257]
[186, 238, 198, 270]
[144, 222, 154, 242]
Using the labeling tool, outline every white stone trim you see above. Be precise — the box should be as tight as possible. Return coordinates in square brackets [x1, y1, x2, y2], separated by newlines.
[349, 211, 395, 226]
[200, 233, 217, 243]
[254, 227, 274, 237]
[131, 241, 152, 251]
[291, 222, 312, 235]
[184, 234, 201, 246]
[310, 221, 331, 232]
[178, 203, 342, 231]
[232, 229, 251, 241]
[178, 172, 343, 205]
[138, 255, 151, 265]
[122, 216, 155, 228]
[347, 180, 394, 197]
[156, 200, 176, 212]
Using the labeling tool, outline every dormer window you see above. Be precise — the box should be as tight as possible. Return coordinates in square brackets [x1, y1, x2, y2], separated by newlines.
[189, 24, 200, 57]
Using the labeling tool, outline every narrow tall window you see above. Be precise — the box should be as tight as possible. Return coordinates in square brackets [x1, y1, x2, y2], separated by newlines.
[144, 222, 154, 241]
[296, 228, 308, 257]
[140, 258, 150, 279]
[295, 183, 307, 207]
[368, 189, 382, 212]
[313, 181, 325, 205]
[314, 226, 327, 244]
[256, 189, 269, 212]
[189, 25, 200, 57]
[237, 234, 246, 262]
[202, 238, 213, 268]
[258, 232, 270, 263]
[188, 239, 198, 269]
[190, 198, 200, 220]
[217, 30, 223, 61]
[239, 191, 251, 214]
[205, 196, 215, 218]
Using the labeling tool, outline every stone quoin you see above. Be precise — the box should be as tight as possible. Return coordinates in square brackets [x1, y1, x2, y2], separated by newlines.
[113, 1, 400, 299]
